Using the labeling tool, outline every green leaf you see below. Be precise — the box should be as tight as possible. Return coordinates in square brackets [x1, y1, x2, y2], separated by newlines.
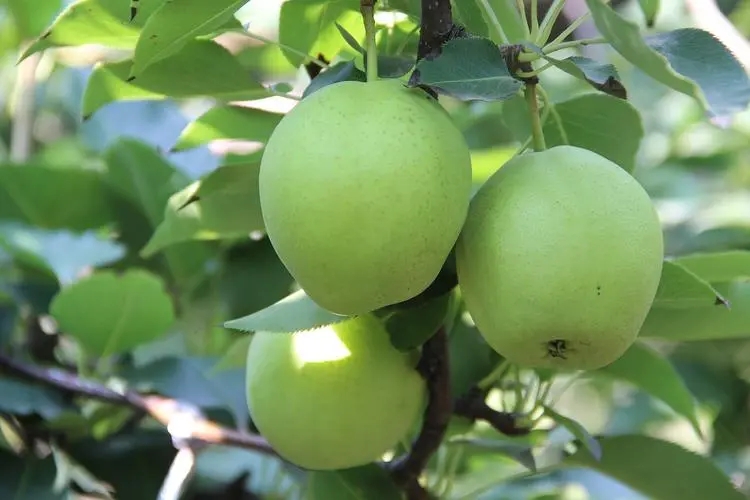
[653, 261, 728, 309]
[672, 251, 750, 283]
[413, 37, 522, 101]
[224, 289, 348, 334]
[449, 312, 501, 398]
[335, 21, 364, 54]
[598, 341, 702, 436]
[102, 139, 211, 286]
[7, 0, 61, 39]
[584, 1, 750, 119]
[305, 463, 403, 500]
[123, 357, 248, 427]
[380, 293, 451, 352]
[0, 224, 125, 285]
[82, 40, 269, 119]
[640, 280, 750, 340]
[534, 51, 626, 99]
[172, 105, 284, 152]
[460, 0, 527, 44]
[446, 435, 537, 471]
[562, 434, 744, 500]
[638, 0, 660, 27]
[503, 93, 643, 172]
[21, 0, 164, 59]
[103, 139, 189, 226]
[543, 406, 602, 460]
[279, 0, 364, 66]
[0, 165, 113, 231]
[49, 270, 176, 357]
[142, 162, 263, 256]
[303, 60, 367, 98]
[131, 0, 245, 76]
[0, 378, 67, 419]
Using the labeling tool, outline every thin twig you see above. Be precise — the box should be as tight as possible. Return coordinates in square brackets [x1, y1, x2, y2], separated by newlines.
[0, 353, 276, 456]
[453, 387, 531, 437]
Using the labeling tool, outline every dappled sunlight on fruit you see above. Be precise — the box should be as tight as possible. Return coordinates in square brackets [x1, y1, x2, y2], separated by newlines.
[291, 327, 351, 367]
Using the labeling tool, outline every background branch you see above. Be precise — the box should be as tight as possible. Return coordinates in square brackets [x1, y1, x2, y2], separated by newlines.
[0, 353, 276, 456]
[454, 387, 531, 436]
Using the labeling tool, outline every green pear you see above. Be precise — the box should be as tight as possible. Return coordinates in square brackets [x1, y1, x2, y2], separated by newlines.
[245, 315, 426, 470]
[456, 146, 664, 370]
[259, 79, 472, 316]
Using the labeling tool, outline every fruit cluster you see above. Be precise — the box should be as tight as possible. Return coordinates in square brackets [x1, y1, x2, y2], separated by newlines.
[245, 78, 664, 471]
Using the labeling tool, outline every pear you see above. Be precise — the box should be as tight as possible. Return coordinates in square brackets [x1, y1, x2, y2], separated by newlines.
[259, 79, 472, 315]
[245, 315, 426, 470]
[456, 146, 664, 370]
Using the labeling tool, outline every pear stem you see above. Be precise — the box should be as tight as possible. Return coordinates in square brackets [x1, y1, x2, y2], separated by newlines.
[526, 83, 547, 151]
[361, 0, 379, 82]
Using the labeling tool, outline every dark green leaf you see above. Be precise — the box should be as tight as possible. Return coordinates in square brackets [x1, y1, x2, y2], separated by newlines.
[413, 37, 523, 101]
[0, 165, 113, 231]
[598, 341, 702, 436]
[69, 431, 174, 500]
[305, 463, 404, 500]
[82, 40, 269, 119]
[449, 312, 501, 398]
[49, 269, 176, 357]
[218, 239, 295, 319]
[585, 1, 750, 119]
[303, 60, 367, 98]
[638, 0, 660, 26]
[0, 451, 63, 499]
[172, 105, 284, 152]
[141, 162, 263, 256]
[503, 93, 643, 172]
[672, 251, 750, 283]
[537, 52, 626, 98]
[380, 293, 451, 351]
[224, 289, 348, 334]
[122, 357, 248, 427]
[279, 0, 364, 66]
[103, 139, 189, 226]
[543, 406, 602, 460]
[653, 261, 728, 308]
[131, 0, 245, 75]
[0, 377, 67, 419]
[640, 281, 750, 340]
[562, 434, 745, 500]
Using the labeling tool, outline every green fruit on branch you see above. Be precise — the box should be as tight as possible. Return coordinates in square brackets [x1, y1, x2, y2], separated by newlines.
[456, 146, 664, 370]
[245, 314, 426, 470]
[259, 78, 472, 316]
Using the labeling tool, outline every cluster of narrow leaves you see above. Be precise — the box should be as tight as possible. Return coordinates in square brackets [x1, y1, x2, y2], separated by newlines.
[0, 0, 750, 498]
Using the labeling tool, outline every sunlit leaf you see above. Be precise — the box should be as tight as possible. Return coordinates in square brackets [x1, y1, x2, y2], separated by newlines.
[131, 0, 245, 75]
[652, 261, 728, 308]
[224, 289, 348, 334]
[672, 251, 750, 283]
[172, 105, 284, 152]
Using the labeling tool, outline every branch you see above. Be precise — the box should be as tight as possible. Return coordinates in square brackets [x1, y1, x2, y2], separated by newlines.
[453, 387, 530, 436]
[416, 0, 454, 61]
[389, 327, 452, 500]
[0, 353, 276, 456]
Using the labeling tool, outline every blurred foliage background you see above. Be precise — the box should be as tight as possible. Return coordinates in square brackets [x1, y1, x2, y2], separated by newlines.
[1, 0, 750, 499]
